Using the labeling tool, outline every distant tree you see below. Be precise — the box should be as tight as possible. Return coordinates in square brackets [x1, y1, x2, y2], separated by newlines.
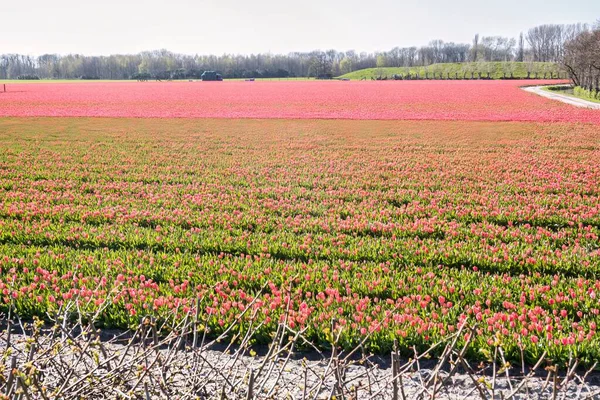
[471, 34, 479, 62]
[475, 61, 487, 78]
[526, 24, 587, 63]
[462, 63, 475, 79]
[484, 62, 495, 78]
[406, 47, 418, 67]
[508, 62, 517, 79]
[563, 27, 600, 91]
[429, 40, 444, 63]
[275, 68, 290, 78]
[517, 33, 525, 62]
[308, 52, 332, 78]
[480, 36, 515, 61]
[442, 42, 470, 63]
[138, 59, 150, 75]
[388, 47, 401, 67]
[171, 68, 187, 79]
[339, 57, 353, 75]
[431, 63, 444, 79]
[524, 58, 535, 79]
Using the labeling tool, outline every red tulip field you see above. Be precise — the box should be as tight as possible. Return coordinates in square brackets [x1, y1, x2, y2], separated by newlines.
[2, 80, 600, 123]
[0, 81, 599, 365]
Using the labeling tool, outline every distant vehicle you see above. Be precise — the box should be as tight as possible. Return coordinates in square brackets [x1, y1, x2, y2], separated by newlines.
[201, 71, 223, 81]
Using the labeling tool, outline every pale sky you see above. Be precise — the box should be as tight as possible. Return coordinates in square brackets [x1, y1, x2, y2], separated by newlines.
[2, 0, 599, 56]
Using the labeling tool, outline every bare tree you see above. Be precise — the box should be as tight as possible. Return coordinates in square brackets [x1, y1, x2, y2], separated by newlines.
[563, 27, 600, 91]
[517, 33, 525, 62]
[527, 23, 590, 63]
[471, 34, 479, 62]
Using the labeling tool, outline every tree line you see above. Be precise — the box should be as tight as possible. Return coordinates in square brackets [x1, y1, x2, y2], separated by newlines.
[0, 22, 593, 80]
[563, 21, 600, 95]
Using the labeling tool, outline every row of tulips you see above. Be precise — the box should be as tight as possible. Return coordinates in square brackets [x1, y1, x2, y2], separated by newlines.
[0, 117, 599, 364]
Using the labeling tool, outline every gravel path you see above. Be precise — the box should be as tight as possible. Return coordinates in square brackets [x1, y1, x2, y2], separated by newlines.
[523, 85, 600, 109]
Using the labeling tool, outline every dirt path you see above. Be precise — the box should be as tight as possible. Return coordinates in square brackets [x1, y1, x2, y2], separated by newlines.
[523, 85, 600, 109]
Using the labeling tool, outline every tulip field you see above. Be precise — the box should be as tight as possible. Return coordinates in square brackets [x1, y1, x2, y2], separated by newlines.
[2, 80, 600, 123]
[0, 81, 599, 365]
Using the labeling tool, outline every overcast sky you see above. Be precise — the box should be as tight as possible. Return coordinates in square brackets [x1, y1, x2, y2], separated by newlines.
[2, 0, 599, 56]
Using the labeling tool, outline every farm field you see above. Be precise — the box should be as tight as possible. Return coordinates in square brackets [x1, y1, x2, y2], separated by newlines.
[3, 80, 600, 123]
[1, 113, 599, 364]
